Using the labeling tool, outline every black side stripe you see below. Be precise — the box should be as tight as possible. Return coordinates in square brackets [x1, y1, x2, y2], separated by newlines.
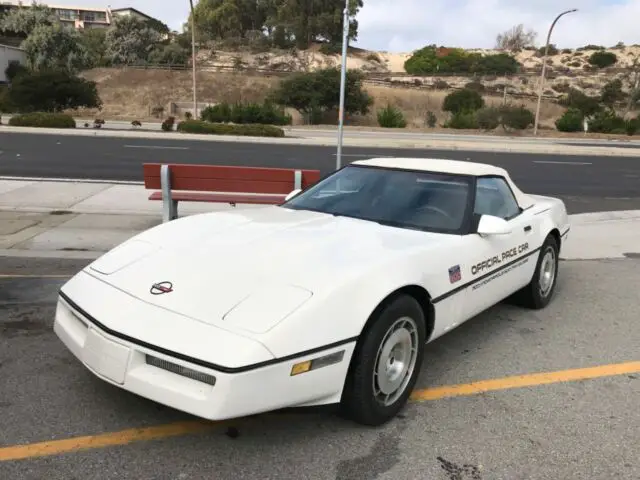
[432, 246, 542, 304]
[432, 226, 570, 304]
[58, 290, 358, 375]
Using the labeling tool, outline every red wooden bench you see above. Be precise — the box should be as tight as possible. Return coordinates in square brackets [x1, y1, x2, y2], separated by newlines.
[143, 163, 322, 222]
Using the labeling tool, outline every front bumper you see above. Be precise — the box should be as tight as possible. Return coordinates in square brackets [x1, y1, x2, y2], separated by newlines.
[53, 294, 355, 420]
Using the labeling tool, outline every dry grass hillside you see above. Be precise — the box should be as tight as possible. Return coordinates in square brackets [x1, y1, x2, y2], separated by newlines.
[75, 42, 640, 133]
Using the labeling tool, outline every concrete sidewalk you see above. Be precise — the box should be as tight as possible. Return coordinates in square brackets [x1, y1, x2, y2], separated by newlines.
[0, 179, 639, 260]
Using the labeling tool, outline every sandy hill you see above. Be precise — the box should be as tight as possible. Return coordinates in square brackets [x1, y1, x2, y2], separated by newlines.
[78, 42, 639, 133]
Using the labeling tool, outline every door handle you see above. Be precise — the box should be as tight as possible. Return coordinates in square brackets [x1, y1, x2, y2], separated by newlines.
[524, 225, 532, 232]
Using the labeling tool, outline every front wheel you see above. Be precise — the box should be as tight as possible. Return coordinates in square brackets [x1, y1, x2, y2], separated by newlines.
[340, 294, 426, 426]
[514, 234, 559, 309]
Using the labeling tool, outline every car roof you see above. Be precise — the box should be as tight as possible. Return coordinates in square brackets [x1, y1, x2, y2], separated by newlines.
[351, 157, 509, 177]
[350, 157, 535, 209]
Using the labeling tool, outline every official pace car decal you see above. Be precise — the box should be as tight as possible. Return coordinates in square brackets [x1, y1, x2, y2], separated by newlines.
[470, 242, 529, 276]
[469, 242, 531, 291]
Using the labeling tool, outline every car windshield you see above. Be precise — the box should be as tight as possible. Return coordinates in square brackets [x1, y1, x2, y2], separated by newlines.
[281, 165, 472, 233]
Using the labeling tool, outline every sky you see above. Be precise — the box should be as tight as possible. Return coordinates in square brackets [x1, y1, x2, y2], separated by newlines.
[47, 0, 640, 52]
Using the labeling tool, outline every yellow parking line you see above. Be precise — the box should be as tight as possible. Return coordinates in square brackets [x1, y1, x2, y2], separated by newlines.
[0, 360, 638, 462]
[409, 360, 640, 401]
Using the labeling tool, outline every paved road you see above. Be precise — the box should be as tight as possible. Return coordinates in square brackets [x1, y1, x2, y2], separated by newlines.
[1, 132, 639, 214]
[0, 256, 638, 479]
[6, 115, 640, 147]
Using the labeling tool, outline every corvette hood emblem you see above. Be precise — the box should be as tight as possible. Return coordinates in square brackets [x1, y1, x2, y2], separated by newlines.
[150, 281, 173, 295]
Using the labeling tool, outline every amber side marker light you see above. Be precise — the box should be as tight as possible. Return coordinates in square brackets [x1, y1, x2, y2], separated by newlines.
[290, 350, 345, 376]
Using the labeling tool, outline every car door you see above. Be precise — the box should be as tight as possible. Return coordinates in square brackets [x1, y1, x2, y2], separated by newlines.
[460, 176, 537, 320]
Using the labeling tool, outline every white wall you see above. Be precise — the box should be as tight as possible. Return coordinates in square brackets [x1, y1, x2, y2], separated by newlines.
[0, 45, 26, 83]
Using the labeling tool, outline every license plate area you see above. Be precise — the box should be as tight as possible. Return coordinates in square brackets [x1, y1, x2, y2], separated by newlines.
[83, 328, 131, 385]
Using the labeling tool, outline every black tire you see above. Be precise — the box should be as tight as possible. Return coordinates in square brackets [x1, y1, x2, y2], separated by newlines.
[339, 294, 426, 426]
[513, 234, 560, 309]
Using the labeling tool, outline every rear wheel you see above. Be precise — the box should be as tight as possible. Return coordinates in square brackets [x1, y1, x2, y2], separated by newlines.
[513, 234, 559, 309]
[340, 294, 426, 426]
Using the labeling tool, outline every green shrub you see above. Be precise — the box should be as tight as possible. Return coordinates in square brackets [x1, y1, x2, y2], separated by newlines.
[404, 45, 521, 75]
[425, 111, 437, 127]
[8, 112, 76, 128]
[177, 120, 285, 137]
[499, 104, 534, 130]
[442, 89, 484, 115]
[588, 51, 618, 68]
[476, 107, 500, 130]
[444, 112, 478, 129]
[161, 116, 175, 131]
[200, 101, 292, 126]
[6, 70, 101, 113]
[625, 117, 639, 136]
[377, 104, 407, 128]
[555, 108, 584, 132]
[587, 109, 627, 133]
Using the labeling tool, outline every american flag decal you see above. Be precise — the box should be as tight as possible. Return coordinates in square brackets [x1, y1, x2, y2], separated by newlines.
[448, 264, 461, 284]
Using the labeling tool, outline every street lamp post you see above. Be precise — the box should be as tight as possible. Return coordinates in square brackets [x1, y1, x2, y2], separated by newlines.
[533, 8, 577, 136]
[336, 0, 350, 170]
[189, 0, 197, 118]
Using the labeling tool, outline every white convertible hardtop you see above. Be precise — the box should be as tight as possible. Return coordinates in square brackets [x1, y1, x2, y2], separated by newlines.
[353, 157, 535, 209]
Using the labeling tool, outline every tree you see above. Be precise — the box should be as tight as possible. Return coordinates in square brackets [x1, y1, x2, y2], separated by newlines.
[0, 3, 58, 37]
[270, 67, 372, 121]
[495, 24, 537, 52]
[442, 89, 484, 115]
[6, 70, 102, 113]
[80, 28, 108, 68]
[21, 23, 90, 73]
[104, 15, 163, 64]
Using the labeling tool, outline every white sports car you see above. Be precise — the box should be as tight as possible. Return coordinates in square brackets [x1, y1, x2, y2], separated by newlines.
[54, 157, 570, 426]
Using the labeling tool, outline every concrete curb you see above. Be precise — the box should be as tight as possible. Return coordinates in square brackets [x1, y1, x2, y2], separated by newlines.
[2, 125, 640, 157]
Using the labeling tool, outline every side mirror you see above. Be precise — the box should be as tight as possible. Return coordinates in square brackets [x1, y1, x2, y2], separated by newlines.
[477, 214, 512, 236]
[284, 189, 302, 202]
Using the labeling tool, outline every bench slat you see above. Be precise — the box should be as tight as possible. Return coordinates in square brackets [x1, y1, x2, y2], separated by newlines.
[143, 163, 321, 191]
[148, 191, 286, 205]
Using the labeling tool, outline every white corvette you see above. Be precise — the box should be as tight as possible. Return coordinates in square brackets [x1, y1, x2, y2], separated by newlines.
[54, 157, 570, 426]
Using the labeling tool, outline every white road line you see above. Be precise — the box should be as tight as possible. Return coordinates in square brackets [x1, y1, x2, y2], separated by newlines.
[533, 160, 592, 165]
[0, 176, 143, 185]
[123, 145, 190, 150]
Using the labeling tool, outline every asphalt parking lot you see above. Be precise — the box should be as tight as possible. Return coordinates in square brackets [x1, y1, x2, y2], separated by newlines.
[0, 256, 638, 480]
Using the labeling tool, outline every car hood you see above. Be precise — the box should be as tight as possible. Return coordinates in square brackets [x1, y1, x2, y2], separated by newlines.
[85, 206, 451, 329]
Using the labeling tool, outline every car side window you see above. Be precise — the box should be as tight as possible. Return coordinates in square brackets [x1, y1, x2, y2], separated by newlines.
[474, 177, 521, 220]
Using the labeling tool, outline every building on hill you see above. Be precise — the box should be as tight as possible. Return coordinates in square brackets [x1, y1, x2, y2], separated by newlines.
[0, 1, 161, 30]
[0, 43, 26, 83]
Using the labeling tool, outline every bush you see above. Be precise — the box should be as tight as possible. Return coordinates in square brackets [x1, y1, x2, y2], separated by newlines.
[588, 51, 618, 68]
[270, 67, 373, 118]
[8, 112, 76, 128]
[6, 70, 102, 113]
[404, 45, 521, 75]
[176, 120, 285, 137]
[476, 107, 500, 130]
[555, 108, 584, 132]
[161, 116, 175, 131]
[499, 104, 534, 130]
[425, 111, 437, 127]
[444, 112, 478, 129]
[377, 104, 407, 128]
[200, 101, 292, 126]
[587, 109, 627, 134]
[4, 62, 28, 82]
[442, 89, 484, 115]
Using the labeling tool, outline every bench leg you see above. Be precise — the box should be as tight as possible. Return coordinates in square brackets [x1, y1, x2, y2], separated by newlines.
[163, 199, 178, 223]
[160, 164, 178, 222]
